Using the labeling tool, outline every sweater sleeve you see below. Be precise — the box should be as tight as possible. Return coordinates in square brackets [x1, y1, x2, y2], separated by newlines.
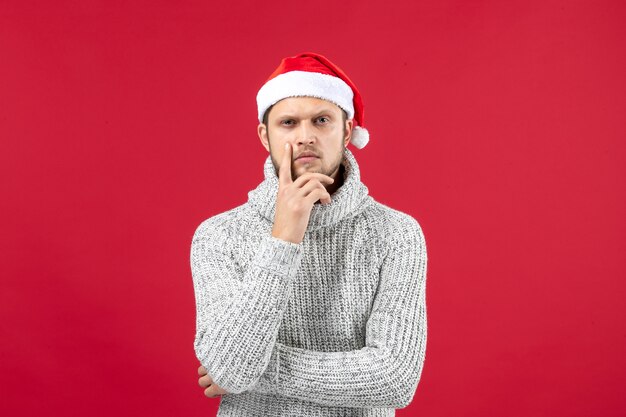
[190, 217, 303, 394]
[250, 217, 428, 409]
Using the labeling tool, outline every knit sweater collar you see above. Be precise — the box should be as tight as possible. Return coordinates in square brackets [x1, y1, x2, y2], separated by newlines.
[247, 147, 371, 231]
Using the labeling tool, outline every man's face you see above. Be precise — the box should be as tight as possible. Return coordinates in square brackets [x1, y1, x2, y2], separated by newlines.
[257, 96, 353, 182]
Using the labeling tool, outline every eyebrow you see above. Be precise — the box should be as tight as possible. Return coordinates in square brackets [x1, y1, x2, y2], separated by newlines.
[275, 109, 336, 119]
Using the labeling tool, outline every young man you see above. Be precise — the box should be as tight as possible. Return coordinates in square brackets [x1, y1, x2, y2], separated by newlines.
[191, 52, 428, 416]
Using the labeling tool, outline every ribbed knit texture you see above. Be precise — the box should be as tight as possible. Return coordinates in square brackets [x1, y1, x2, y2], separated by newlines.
[190, 147, 428, 416]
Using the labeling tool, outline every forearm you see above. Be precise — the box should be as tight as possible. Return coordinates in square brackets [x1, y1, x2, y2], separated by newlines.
[252, 301, 427, 408]
[250, 217, 428, 408]
[192, 227, 303, 394]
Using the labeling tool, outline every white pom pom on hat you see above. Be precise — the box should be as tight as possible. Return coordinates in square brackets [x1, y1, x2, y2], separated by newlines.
[256, 52, 370, 149]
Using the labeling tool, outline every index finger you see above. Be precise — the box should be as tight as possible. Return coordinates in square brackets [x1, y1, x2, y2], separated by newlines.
[278, 142, 293, 186]
[198, 365, 207, 376]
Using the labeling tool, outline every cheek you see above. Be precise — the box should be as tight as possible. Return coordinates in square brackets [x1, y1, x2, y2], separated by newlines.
[269, 130, 292, 145]
[325, 126, 346, 147]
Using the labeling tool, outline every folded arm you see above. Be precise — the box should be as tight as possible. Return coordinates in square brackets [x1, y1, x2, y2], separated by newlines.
[251, 217, 428, 409]
[190, 217, 303, 394]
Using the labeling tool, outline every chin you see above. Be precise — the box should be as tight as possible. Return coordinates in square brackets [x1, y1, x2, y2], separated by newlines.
[295, 165, 323, 176]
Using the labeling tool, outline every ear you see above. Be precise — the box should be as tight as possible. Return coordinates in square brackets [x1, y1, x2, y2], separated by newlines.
[344, 118, 354, 147]
[257, 123, 270, 152]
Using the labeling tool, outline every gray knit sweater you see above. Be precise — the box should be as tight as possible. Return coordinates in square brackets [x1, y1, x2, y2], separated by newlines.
[190, 147, 428, 416]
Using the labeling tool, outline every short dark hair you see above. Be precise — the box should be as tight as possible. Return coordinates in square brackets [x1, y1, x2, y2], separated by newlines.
[262, 102, 348, 126]
[262, 104, 274, 126]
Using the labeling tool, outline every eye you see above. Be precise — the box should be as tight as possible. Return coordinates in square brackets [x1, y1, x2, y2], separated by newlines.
[281, 119, 295, 126]
[317, 116, 330, 124]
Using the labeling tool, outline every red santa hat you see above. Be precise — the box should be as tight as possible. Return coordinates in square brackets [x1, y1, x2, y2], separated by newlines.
[256, 52, 370, 149]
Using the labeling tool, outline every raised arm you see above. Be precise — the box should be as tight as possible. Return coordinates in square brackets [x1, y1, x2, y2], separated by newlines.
[251, 217, 428, 409]
[192, 142, 339, 395]
[191, 218, 303, 394]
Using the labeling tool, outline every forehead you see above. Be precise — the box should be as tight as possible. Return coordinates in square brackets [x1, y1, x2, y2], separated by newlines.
[271, 96, 343, 116]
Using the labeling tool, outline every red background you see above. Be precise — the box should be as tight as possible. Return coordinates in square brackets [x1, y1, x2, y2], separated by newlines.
[1, 1, 625, 416]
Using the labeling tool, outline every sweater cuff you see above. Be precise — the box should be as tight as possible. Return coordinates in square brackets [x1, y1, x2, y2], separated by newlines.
[254, 235, 303, 278]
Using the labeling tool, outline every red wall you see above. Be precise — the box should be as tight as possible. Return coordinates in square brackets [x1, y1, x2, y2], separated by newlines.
[1, 1, 624, 416]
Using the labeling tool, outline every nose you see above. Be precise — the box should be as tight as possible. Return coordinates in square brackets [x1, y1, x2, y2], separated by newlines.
[295, 121, 316, 145]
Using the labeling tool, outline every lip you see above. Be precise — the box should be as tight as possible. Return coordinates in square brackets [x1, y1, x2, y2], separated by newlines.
[296, 156, 319, 163]
[296, 151, 319, 160]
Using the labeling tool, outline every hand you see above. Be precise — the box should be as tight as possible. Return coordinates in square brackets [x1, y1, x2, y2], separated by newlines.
[198, 365, 229, 398]
[271, 143, 335, 244]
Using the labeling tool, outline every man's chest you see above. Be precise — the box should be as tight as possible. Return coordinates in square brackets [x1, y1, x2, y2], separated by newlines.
[236, 224, 387, 351]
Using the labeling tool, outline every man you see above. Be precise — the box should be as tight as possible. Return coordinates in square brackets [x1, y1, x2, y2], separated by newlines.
[190, 52, 428, 416]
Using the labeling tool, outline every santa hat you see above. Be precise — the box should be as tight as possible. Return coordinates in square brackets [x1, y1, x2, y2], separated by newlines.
[256, 52, 369, 149]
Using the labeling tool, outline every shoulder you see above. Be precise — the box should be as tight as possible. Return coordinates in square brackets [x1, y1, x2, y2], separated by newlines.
[361, 200, 427, 251]
[191, 203, 249, 246]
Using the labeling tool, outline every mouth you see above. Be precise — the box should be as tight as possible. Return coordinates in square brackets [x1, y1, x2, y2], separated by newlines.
[296, 151, 320, 162]
[295, 156, 319, 163]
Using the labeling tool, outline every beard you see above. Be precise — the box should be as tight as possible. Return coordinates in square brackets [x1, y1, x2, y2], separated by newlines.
[268, 140, 346, 182]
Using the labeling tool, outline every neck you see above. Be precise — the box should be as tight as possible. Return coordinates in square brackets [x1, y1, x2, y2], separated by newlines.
[325, 163, 345, 196]
[248, 146, 371, 231]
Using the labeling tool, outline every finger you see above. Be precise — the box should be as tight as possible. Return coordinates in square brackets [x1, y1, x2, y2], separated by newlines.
[319, 192, 332, 205]
[278, 142, 293, 187]
[296, 178, 328, 199]
[306, 189, 331, 206]
[198, 374, 213, 388]
[198, 365, 207, 376]
[310, 189, 331, 205]
[292, 172, 334, 188]
[204, 386, 223, 399]
[304, 189, 331, 206]
[295, 177, 332, 204]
